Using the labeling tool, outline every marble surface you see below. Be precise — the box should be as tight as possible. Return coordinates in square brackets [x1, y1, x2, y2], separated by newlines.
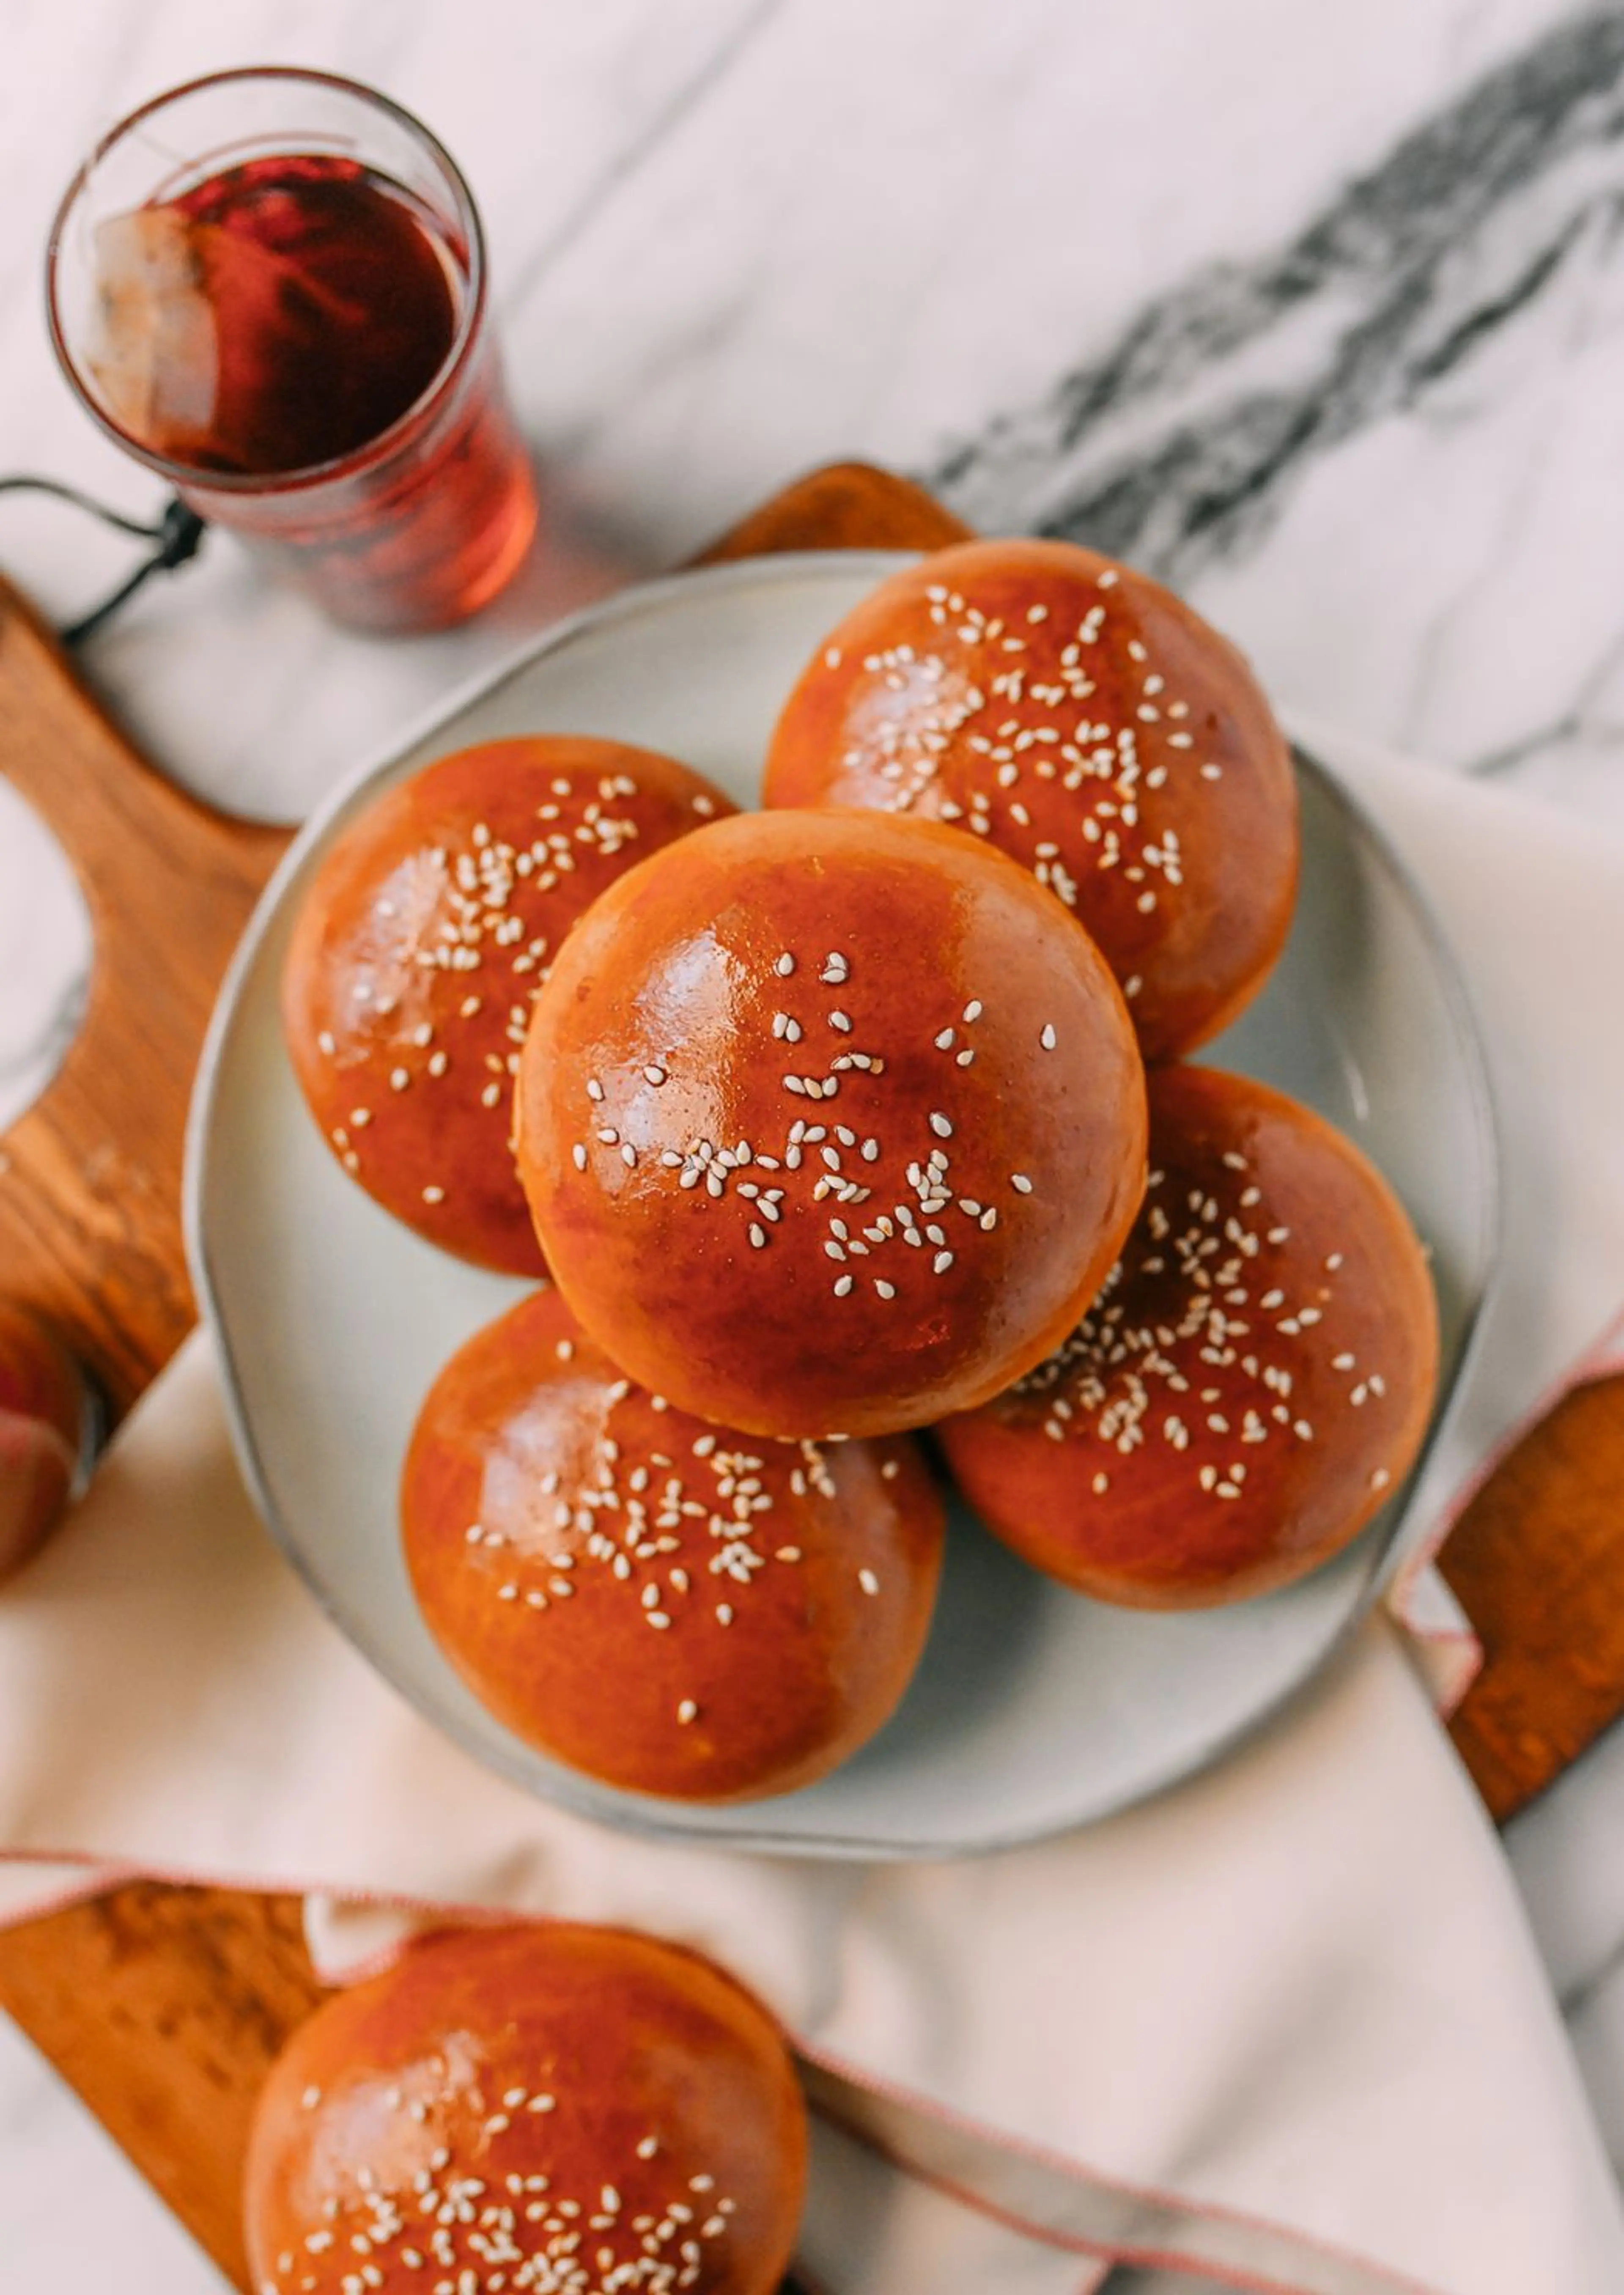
[2, 1, 1623, 2287]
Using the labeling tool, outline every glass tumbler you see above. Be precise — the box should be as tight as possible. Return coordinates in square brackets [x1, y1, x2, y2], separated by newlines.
[47, 67, 538, 633]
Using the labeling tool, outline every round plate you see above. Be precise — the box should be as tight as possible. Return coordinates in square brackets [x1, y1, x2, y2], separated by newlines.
[187, 552, 1497, 1857]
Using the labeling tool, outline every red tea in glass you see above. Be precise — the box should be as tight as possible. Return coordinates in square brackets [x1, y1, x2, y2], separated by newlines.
[49, 70, 538, 633]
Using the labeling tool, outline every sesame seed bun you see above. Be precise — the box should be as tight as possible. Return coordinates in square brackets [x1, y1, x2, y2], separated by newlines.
[401, 1288, 945, 1801]
[513, 807, 1148, 1440]
[935, 1065, 1439, 1607]
[244, 1922, 807, 2295]
[0, 1306, 86, 1582]
[762, 538, 1298, 1062]
[282, 737, 735, 1275]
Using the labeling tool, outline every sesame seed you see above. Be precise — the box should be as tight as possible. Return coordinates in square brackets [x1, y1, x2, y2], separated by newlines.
[644, 1064, 667, 1085]
[934, 1250, 954, 1274]
[929, 1111, 952, 1137]
[963, 1000, 983, 1022]
[858, 1568, 880, 1595]
[776, 952, 796, 976]
[1011, 1172, 1033, 1193]
[833, 1275, 854, 1297]
[572, 1143, 587, 1170]
[421, 1185, 445, 1205]
[1040, 1024, 1057, 1049]
[677, 1700, 698, 1725]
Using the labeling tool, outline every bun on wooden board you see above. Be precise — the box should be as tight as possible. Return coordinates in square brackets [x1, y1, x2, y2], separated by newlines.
[283, 736, 735, 1274]
[0, 1305, 88, 1581]
[244, 1921, 808, 2295]
[401, 1286, 945, 1801]
[513, 805, 1148, 1440]
[763, 538, 1298, 1062]
[935, 1064, 1439, 1607]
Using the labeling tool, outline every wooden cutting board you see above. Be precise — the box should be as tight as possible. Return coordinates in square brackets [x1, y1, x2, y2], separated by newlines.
[0, 461, 1619, 2289]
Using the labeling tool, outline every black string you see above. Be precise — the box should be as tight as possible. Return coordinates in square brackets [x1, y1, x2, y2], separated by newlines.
[0, 475, 206, 645]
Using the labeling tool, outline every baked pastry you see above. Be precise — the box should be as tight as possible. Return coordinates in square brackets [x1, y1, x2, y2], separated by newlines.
[762, 538, 1298, 1060]
[936, 1065, 1438, 1606]
[402, 1287, 945, 1800]
[283, 736, 734, 1273]
[514, 807, 1148, 1439]
[0, 1305, 89, 1582]
[244, 1921, 807, 2295]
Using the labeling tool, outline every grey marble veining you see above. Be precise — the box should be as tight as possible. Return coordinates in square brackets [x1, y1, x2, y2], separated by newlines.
[0, 3, 1622, 2287]
[933, 9, 1624, 601]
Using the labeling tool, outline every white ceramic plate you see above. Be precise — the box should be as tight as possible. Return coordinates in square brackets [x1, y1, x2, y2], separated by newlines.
[187, 552, 1498, 1857]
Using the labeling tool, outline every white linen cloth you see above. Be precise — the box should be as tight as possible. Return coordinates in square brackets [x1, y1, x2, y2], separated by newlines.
[1, 725, 1622, 2294]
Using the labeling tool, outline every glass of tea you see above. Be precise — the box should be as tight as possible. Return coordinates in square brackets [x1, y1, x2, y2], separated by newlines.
[47, 68, 538, 633]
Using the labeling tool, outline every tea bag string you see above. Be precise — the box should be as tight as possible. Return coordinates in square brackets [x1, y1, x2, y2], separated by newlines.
[0, 477, 205, 645]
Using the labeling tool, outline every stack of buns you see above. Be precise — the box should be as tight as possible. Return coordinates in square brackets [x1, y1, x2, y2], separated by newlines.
[269, 534, 1442, 2284]
[281, 535, 1438, 1799]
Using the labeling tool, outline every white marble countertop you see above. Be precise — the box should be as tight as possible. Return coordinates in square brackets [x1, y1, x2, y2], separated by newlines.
[2, 3, 1622, 2288]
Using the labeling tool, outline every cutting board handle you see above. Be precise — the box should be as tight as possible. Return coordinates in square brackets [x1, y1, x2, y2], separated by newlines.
[0, 578, 288, 1411]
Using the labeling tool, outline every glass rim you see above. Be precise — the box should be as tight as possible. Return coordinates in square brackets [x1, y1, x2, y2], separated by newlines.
[44, 64, 491, 497]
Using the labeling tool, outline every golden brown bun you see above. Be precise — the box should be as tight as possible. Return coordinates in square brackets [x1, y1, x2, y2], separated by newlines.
[0, 1306, 85, 1582]
[936, 1065, 1439, 1607]
[514, 807, 1147, 1439]
[283, 737, 735, 1274]
[244, 1922, 807, 2295]
[762, 538, 1298, 1062]
[402, 1288, 945, 1801]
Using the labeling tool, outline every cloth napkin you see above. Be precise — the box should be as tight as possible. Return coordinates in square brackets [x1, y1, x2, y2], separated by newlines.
[3, 722, 1624, 2295]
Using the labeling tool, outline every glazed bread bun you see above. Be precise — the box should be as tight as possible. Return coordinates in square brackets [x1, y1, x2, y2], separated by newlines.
[936, 1065, 1439, 1607]
[514, 807, 1148, 1439]
[762, 538, 1298, 1061]
[0, 1306, 87, 1583]
[244, 1922, 807, 2295]
[402, 1287, 945, 1801]
[283, 736, 734, 1274]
